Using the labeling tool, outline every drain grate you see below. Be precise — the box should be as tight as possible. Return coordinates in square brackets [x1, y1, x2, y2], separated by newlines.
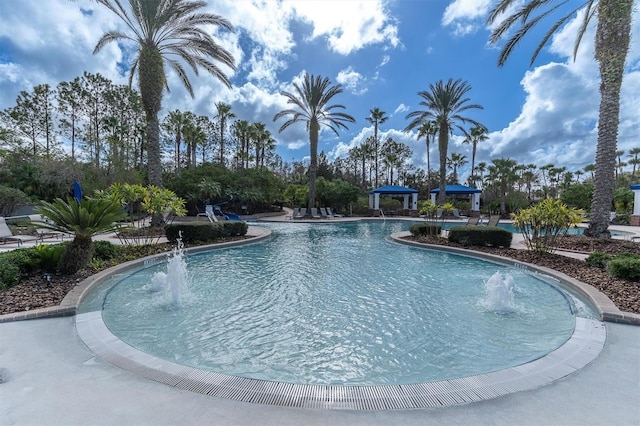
[76, 312, 606, 410]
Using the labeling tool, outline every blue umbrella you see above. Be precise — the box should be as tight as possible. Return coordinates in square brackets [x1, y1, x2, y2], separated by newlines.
[73, 180, 83, 203]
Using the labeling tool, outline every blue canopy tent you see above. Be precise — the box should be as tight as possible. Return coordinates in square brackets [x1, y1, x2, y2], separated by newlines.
[430, 184, 482, 213]
[368, 185, 419, 215]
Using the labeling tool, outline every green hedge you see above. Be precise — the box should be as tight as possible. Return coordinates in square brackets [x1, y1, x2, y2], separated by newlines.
[165, 221, 248, 243]
[448, 225, 513, 248]
[409, 223, 443, 236]
[607, 253, 640, 281]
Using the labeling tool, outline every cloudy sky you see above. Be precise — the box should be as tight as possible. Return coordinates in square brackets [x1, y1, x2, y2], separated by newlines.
[1, 0, 638, 182]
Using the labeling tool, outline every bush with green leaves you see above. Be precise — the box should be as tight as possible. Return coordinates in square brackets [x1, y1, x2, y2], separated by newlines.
[607, 253, 640, 282]
[0, 185, 31, 217]
[511, 199, 583, 254]
[409, 223, 443, 237]
[0, 259, 20, 290]
[30, 243, 66, 272]
[448, 226, 513, 248]
[165, 221, 248, 243]
[585, 251, 611, 269]
[92, 240, 120, 261]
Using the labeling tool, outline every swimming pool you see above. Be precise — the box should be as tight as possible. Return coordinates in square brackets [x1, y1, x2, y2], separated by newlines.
[96, 220, 591, 386]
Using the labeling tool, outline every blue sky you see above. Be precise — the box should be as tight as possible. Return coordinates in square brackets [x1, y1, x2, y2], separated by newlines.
[1, 0, 639, 183]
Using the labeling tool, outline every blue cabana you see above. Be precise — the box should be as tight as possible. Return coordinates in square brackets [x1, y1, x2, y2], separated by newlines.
[368, 185, 419, 212]
[630, 184, 640, 222]
[430, 184, 482, 212]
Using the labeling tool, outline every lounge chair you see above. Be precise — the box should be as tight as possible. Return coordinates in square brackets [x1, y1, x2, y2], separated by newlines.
[486, 215, 501, 227]
[326, 207, 343, 218]
[310, 208, 321, 219]
[197, 205, 218, 223]
[294, 208, 306, 219]
[466, 216, 480, 225]
[287, 207, 299, 220]
[0, 216, 38, 247]
[319, 207, 331, 219]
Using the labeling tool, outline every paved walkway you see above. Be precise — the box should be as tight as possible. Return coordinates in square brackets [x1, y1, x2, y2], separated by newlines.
[1, 316, 638, 425]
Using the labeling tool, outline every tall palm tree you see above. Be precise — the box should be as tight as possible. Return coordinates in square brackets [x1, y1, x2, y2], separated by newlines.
[93, 0, 236, 188]
[447, 152, 468, 184]
[487, 158, 518, 216]
[366, 107, 389, 188]
[462, 125, 488, 187]
[274, 73, 355, 212]
[416, 120, 437, 192]
[215, 102, 235, 167]
[488, 0, 633, 238]
[628, 147, 640, 181]
[405, 79, 483, 203]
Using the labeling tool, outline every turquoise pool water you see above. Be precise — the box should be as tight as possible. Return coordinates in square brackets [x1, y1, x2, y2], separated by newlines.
[99, 221, 582, 386]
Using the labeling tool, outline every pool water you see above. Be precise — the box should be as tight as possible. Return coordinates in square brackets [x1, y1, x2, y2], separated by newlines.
[101, 221, 580, 386]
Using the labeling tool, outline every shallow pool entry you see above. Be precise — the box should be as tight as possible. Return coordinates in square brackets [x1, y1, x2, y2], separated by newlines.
[100, 221, 581, 386]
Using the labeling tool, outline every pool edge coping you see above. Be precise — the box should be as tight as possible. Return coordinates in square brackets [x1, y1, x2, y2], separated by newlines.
[390, 231, 640, 326]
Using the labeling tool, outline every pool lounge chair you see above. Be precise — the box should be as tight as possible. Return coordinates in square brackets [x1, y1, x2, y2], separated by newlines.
[320, 207, 332, 219]
[287, 207, 300, 220]
[466, 216, 480, 225]
[326, 207, 343, 218]
[310, 208, 321, 219]
[486, 215, 501, 227]
[0, 216, 38, 247]
[294, 208, 306, 219]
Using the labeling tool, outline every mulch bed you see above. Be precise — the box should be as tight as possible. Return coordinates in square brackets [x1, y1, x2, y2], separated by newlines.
[1, 235, 639, 316]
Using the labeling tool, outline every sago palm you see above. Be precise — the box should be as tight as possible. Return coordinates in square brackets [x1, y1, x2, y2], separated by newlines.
[487, 0, 634, 238]
[93, 0, 236, 188]
[36, 198, 127, 274]
[405, 79, 483, 203]
[274, 73, 355, 211]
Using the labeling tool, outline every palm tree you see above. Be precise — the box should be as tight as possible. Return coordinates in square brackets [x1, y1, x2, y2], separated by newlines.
[405, 79, 483, 203]
[488, 0, 633, 238]
[628, 147, 640, 181]
[366, 107, 389, 187]
[615, 149, 625, 179]
[416, 120, 437, 192]
[447, 152, 468, 184]
[462, 125, 488, 187]
[215, 102, 235, 167]
[36, 197, 127, 274]
[274, 74, 355, 212]
[162, 110, 186, 173]
[93, 0, 236, 188]
[487, 158, 518, 216]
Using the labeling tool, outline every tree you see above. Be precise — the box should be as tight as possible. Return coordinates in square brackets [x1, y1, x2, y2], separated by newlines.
[162, 110, 187, 173]
[628, 147, 640, 181]
[446, 152, 468, 184]
[405, 79, 483, 203]
[462, 125, 488, 187]
[366, 107, 388, 187]
[93, 0, 236, 189]
[36, 197, 127, 274]
[215, 102, 235, 167]
[487, 158, 518, 216]
[488, 0, 634, 238]
[416, 120, 437, 192]
[274, 73, 355, 212]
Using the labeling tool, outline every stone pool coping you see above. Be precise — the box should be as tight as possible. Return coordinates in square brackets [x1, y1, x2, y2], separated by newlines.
[390, 231, 640, 326]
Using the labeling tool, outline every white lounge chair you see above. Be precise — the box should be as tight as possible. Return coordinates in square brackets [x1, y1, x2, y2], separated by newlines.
[310, 208, 321, 219]
[294, 208, 306, 219]
[0, 216, 38, 246]
[287, 207, 300, 220]
[320, 207, 331, 219]
[326, 207, 342, 218]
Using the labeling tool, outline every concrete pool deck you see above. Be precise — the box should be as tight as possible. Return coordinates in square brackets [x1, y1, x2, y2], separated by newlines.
[1, 317, 638, 425]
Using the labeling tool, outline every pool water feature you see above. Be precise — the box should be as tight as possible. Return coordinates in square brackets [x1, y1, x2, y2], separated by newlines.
[97, 221, 588, 386]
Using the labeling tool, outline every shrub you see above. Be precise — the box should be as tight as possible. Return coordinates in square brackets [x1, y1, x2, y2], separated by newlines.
[31, 244, 66, 272]
[448, 225, 513, 248]
[607, 254, 640, 282]
[93, 240, 120, 261]
[585, 251, 611, 269]
[0, 259, 20, 290]
[409, 223, 442, 237]
[0, 248, 38, 273]
[511, 199, 583, 254]
[166, 221, 248, 243]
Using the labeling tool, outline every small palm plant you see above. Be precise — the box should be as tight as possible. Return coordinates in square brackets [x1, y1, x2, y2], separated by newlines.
[36, 198, 127, 274]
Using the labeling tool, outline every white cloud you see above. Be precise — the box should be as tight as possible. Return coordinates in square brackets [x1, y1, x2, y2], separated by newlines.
[288, 0, 399, 55]
[442, 0, 493, 35]
[336, 67, 367, 95]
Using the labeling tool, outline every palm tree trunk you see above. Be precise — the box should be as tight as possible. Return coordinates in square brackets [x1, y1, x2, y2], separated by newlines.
[438, 123, 448, 204]
[139, 46, 164, 189]
[586, 0, 632, 238]
[308, 120, 319, 212]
